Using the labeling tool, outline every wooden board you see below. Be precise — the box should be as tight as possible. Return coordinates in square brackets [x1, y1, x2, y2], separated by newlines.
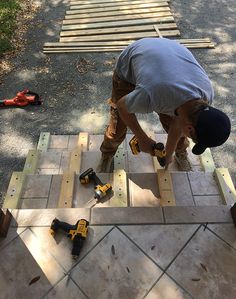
[58, 170, 75, 208]
[70, 0, 169, 10]
[68, 132, 89, 172]
[65, 7, 170, 20]
[114, 144, 126, 170]
[156, 169, 176, 206]
[45, 38, 212, 48]
[214, 168, 236, 206]
[200, 148, 215, 172]
[111, 169, 128, 206]
[43, 42, 214, 53]
[3, 172, 26, 209]
[67, 2, 169, 15]
[37, 132, 50, 151]
[60, 23, 177, 37]
[23, 150, 40, 175]
[63, 12, 172, 25]
[59, 30, 179, 42]
[62, 17, 175, 31]
[70, 0, 170, 5]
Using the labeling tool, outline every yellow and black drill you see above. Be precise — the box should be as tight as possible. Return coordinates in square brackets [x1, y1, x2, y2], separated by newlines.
[79, 168, 112, 200]
[129, 135, 166, 167]
[50, 218, 89, 257]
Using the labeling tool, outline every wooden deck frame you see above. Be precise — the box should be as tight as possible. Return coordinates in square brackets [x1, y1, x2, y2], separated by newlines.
[58, 132, 89, 208]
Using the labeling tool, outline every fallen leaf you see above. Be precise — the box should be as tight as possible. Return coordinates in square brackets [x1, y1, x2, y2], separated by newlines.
[200, 263, 208, 272]
[151, 245, 155, 250]
[126, 267, 130, 273]
[29, 276, 40, 285]
[191, 278, 201, 282]
[111, 245, 115, 255]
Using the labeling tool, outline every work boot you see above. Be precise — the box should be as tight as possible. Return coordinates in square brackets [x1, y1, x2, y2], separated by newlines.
[174, 152, 192, 171]
[96, 154, 114, 173]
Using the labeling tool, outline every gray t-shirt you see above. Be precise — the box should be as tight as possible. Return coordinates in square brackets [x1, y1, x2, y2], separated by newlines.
[115, 38, 214, 116]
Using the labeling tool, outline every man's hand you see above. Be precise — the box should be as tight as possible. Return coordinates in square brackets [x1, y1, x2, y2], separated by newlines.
[137, 136, 156, 155]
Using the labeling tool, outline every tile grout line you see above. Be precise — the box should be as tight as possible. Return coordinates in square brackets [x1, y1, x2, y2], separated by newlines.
[163, 272, 196, 299]
[116, 225, 165, 272]
[45, 175, 53, 208]
[29, 227, 68, 273]
[163, 224, 202, 272]
[70, 276, 90, 299]
[0, 227, 28, 253]
[67, 226, 116, 272]
[117, 224, 196, 299]
[41, 225, 116, 299]
[162, 207, 166, 223]
[187, 172, 197, 206]
[141, 272, 165, 299]
[206, 226, 236, 253]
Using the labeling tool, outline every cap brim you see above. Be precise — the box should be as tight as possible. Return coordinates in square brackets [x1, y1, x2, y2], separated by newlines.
[192, 143, 207, 155]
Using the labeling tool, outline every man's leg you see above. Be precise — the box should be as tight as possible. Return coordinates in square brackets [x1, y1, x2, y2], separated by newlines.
[159, 113, 191, 171]
[97, 71, 135, 172]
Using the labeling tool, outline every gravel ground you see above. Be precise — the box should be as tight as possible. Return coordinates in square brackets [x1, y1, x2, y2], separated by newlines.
[0, 0, 235, 204]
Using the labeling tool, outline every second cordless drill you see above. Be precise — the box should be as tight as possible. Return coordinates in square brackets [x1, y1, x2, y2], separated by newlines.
[79, 168, 112, 200]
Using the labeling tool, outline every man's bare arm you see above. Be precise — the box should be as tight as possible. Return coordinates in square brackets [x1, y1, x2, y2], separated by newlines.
[165, 116, 183, 168]
[116, 96, 155, 154]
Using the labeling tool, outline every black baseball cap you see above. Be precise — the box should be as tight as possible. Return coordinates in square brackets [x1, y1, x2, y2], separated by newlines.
[192, 106, 231, 155]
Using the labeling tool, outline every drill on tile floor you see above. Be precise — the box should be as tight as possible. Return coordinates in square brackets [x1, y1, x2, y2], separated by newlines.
[50, 218, 89, 257]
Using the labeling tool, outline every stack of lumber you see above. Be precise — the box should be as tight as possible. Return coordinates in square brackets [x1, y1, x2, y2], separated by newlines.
[43, 0, 214, 53]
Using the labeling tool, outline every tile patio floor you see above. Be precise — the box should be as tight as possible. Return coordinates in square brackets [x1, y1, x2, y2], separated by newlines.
[1, 216, 236, 299]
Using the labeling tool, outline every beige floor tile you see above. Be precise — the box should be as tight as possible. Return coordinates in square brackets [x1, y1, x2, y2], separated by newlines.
[0, 227, 25, 251]
[38, 151, 62, 169]
[208, 224, 236, 250]
[80, 151, 101, 173]
[21, 197, 48, 209]
[31, 225, 112, 272]
[167, 226, 236, 299]
[119, 224, 198, 269]
[88, 135, 104, 151]
[68, 135, 79, 149]
[47, 175, 63, 208]
[188, 172, 220, 195]
[49, 135, 69, 149]
[194, 195, 223, 206]
[171, 172, 195, 206]
[20, 228, 65, 284]
[71, 227, 162, 299]
[127, 152, 155, 173]
[22, 175, 52, 198]
[145, 274, 192, 299]
[45, 276, 87, 299]
[0, 229, 54, 299]
[128, 173, 161, 206]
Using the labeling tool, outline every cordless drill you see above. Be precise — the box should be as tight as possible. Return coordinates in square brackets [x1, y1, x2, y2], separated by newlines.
[129, 136, 166, 167]
[79, 168, 112, 200]
[50, 218, 89, 257]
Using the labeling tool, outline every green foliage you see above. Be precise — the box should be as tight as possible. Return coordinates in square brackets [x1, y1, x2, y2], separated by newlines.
[0, 0, 21, 55]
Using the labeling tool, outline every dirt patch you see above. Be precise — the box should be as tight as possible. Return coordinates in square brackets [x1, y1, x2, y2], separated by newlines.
[0, 0, 41, 83]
